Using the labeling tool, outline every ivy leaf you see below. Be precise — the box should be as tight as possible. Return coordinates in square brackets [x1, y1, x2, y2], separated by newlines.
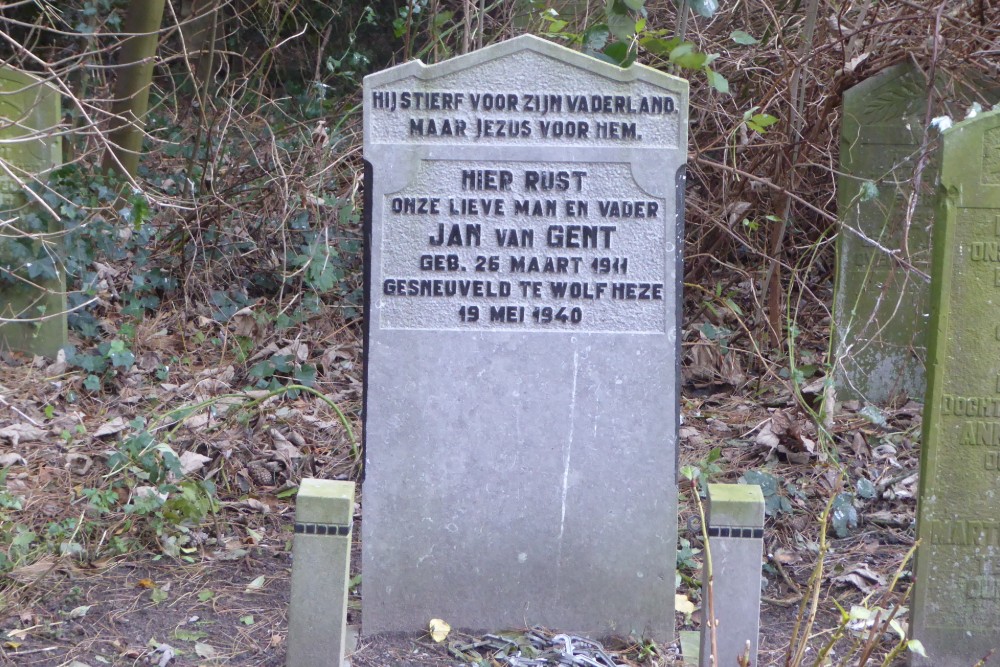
[546, 19, 568, 33]
[730, 30, 758, 45]
[605, 7, 636, 42]
[746, 113, 779, 133]
[671, 47, 708, 69]
[108, 340, 135, 369]
[640, 36, 680, 56]
[856, 477, 877, 500]
[859, 180, 879, 202]
[705, 68, 730, 94]
[830, 492, 859, 538]
[622, 0, 645, 10]
[582, 25, 610, 53]
[604, 41, 636, 67]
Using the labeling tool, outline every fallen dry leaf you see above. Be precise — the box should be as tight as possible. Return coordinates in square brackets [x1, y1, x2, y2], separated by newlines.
[229, 306, 260, 338]
[675, 593, 696, 617]
[0, 452, 27, 467]
[833, 564, 886, 593]
[179, 451, 212, 476]
[193, 378, 230, 401]
[6, 556, 57, 583]
[0, 423, 47, 446]
[65, 453, 93, 475]
[94, 417, 128, 438]
[428, 618, 451, 643]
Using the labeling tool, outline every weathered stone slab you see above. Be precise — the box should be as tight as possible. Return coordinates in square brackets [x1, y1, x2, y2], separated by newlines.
[0, 67, 65, 358]
[833, 65, 998, 404]
[287, 479, 355, 667]
[912, 108, 1000, 665]
[699, 484, 764, 667]
[833, 64, 936, 404]
[362, 35, 687, 639]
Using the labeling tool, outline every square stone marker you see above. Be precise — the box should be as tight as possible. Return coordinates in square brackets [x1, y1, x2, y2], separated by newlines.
[287, 479, 355, 667]
[362, 35, 688, 639]
[699, 484, 764, 667]
[0, 66, 65, 358]
[912, 108, 1000, 666]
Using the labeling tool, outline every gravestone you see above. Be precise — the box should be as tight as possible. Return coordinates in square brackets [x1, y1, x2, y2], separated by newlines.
[0, 67, 65, 358]
[912, 108, 1000, 665]
[362, 35, 688, 639]
[832, 64, 937, 404]
[833, 65, 997, 404]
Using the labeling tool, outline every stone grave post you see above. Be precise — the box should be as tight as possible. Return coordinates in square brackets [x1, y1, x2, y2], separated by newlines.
[833, 65, 998, 404]
[287, 479, 356, 667]
[699, 484, 764, 667]
[362, 35, 688, 639]
[912, 108, 1000, 666]
[0, 67, 65, 358]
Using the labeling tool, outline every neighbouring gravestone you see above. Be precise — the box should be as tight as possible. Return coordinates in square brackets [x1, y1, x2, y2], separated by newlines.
[833, 64, 937, 404]
[833, 65, 996, 404]
[0, 67, 65, 358]
[362, 35, 688, 639]
[912, 108, 1000, 665]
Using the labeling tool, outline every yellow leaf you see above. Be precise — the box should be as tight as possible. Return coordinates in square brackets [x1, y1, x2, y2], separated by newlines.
[428, 618, 451, 643]
[675, 593, 696, 617]
[4, 641, 21, 649]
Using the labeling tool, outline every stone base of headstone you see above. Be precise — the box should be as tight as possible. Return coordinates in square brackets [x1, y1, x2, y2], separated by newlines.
[699, 484, 764, 667]
[286, 479, 355, 667]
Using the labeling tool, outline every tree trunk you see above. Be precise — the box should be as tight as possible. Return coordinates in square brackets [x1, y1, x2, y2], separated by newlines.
[102, 0, 167, 178]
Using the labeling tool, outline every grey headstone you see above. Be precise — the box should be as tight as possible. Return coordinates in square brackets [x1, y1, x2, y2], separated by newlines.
[911, 109, 1000, 665]
[0, 67, 65, 358]
[362, 35, 688, 639]
[833, 65, 997, 404]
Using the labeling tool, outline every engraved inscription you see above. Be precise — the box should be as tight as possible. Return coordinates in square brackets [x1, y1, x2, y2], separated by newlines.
[984, 127, 1000, 184]
[367, 51, 682, 148]
[379, 161, 669, 333]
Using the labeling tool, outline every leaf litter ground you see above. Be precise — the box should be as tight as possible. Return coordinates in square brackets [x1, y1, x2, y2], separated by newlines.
[0, 304, 922, 666]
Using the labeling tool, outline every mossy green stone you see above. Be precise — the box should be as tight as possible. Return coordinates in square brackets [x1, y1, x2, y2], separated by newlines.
[706, 483, 764, 527]
[912, 108, 1000, 666]
[295, 478, 354, 525]
[0, 66, 65, 358]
